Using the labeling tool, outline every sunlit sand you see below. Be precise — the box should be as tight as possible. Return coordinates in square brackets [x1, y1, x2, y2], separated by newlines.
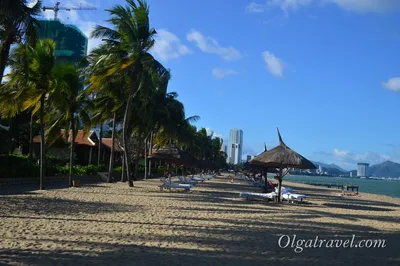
[0, 174, 399, 265]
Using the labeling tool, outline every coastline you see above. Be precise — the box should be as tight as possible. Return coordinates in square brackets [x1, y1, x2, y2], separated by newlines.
[0, 173, 399, 265]
[283, 175, 400, 199]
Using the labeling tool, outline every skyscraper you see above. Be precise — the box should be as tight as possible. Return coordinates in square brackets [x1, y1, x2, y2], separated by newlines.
[227, 129, 243, 165]
[36, 19, 88, 64]
[246, 155, 252, 162]
[357, 163, 369, 177]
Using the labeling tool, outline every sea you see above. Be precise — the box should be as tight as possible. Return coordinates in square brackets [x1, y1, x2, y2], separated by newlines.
[283, 175, 400, 198]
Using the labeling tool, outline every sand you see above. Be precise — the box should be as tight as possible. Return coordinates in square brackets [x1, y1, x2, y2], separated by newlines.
[0, 174, 399, 265]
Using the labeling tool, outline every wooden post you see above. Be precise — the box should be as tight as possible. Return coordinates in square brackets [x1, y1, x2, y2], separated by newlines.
[277, 167, 283, 202]
[88, 147, 92, 165]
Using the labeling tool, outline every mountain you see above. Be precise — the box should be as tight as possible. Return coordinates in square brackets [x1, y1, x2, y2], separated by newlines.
[311, 161, 347, 173]
[329, 164, 348, 173]
[369, 161, 400, 178]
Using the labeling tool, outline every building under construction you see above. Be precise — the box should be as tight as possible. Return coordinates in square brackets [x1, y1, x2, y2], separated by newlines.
[36, 19, 88, 64]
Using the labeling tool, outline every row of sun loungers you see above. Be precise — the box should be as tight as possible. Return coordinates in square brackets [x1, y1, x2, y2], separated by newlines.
[239, 185, 307, 203]
[160, 174, 216, 192]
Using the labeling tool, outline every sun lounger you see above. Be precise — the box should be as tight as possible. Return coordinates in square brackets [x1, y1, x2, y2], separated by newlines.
[239, 191, 277, 200]
[178, 176, 198, 185]
[160, 178, 193, 192]
[282, 193, 306, 202]
[189, 176, 205, 182]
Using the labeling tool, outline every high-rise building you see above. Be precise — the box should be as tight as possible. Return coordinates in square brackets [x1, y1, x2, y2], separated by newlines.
[36, 19, 88, 64]
[246, 155, 252, 162]
[357, 163, 369, 177]
[227, 129, 243, 164]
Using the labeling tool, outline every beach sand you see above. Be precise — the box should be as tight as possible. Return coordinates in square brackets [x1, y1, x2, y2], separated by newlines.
[0, 174, 399, 265]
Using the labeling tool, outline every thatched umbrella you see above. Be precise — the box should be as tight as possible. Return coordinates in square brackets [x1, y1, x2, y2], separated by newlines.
[249, 128, 316, 202]
[243, 143, 277, 192]
[148, 144, 197, 180]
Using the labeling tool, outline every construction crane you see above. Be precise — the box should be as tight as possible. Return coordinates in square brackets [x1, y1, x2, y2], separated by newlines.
[42, 2, 96, 20]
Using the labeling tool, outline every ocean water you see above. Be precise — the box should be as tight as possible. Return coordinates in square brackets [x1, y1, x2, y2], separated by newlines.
[283, 175, 400, 198]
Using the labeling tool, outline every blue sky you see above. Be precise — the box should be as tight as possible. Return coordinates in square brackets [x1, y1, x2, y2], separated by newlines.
[37, 0, 400, 170]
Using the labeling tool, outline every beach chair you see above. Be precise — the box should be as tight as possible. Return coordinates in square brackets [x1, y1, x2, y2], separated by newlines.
[239, 191, 277, 201]
[190, 176, 206, 182]
[282, 193, 306, 203]
[160, 178, 193, 192]
[178, 176, 198, 185]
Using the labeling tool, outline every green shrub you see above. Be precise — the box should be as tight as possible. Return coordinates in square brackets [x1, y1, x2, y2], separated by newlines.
[0, 154, 29, 165]
[46, 156, 69, 166]
[0, 154, 39, 178]
[0, 153, 109, 178]
[156, 165, 165, 173]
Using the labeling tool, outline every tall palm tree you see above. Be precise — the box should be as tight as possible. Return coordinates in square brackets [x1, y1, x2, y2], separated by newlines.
[89, 0, 160, 187]
[46, 63, 92, 187]
[0, 0, 42, 85]
[89, 86, 124, 182]
[3, 39, 57, 189]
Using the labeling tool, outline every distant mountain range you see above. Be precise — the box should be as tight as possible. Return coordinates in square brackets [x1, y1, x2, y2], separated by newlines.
[312, 161, 348, 174]
[314, 160, 400, 178]
[366, 161, 400, 178]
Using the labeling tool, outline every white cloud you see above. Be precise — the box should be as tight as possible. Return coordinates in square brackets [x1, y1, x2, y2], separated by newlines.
[205, 128, 225, 139]
[382, 77, 400, 92]
[26, 0, 39, 9]
[186, 29, 242, 61]
[246, 0, 400, 14]
[262, 51, 285, 77]
[152, 29, 192, 62]
[246, 2, 268, 12]
[315, 148, 392, 170]
[212, 68, 239, 79]
[246, 0, 313, 14]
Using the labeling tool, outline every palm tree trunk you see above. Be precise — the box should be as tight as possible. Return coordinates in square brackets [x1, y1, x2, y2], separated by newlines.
[0, 38, 12, 85]
[123, 98, 133, 187]
[28, 111, 34, 161]
[264, 169, 269, 193]
[144, 137, 148, 180]
[121, 153, 126, 182]
[108, 112, 117, 183]
[39, 94, 45, 190]
[69, 115, 75, 187]
[98, 123, 103, 167]
[148, 131, 153, 177]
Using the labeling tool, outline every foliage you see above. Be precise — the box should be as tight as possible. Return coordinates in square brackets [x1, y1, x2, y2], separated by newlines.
[0, 154, 107, 178]
[0, 0, 225, 186]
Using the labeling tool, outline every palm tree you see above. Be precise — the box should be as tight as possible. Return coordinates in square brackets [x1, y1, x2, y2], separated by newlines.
[0, 0, 42, 84]
[3, 39, 57, 189]
[47, 63, 92, 187]
[89, 86, 124, 182]
[89, 0, 160, 187]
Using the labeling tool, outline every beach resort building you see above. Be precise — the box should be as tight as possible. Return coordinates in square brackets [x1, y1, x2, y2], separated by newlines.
[357, 163, 369, 177]
[227, 129, 243, 164]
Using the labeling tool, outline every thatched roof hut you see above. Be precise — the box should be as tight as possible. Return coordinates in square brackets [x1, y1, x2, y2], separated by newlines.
[148, 143, 197, 166]
[249, 129, 316, 170]
[249, 128, 316, 202]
